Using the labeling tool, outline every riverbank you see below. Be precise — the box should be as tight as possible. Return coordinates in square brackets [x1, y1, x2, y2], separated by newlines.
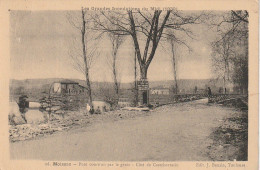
[9, 96, 205, 143]
[9, 108, 151, 142]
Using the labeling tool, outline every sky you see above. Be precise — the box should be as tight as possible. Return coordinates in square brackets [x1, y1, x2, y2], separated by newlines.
[10, 10, 219, 83]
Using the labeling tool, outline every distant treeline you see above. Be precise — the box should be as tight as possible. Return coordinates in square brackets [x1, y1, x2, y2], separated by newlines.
[9, 78, 242, 102]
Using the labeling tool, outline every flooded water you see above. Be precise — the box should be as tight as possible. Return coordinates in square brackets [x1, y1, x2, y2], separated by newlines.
[9, 101, 62, 125]
[10, 100, 110, 125]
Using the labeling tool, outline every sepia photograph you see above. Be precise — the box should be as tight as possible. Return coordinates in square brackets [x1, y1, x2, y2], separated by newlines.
[0, 1, 258, 169]
[8, 9, 250, 162]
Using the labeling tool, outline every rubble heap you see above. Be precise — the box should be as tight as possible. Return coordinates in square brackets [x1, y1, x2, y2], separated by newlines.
[39, 94, 86, 114]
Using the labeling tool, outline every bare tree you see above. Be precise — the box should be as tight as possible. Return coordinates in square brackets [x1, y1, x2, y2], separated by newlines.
[67, 8, 100, 112]
[127, 44, 139, 106]
[211, 34, 234, 93]
[163, 29, 193, 95]
[92, 10, 204, 103]
[97, 82, 117, 108]
[211, 10, 248, 94]
[93, 10, 204, 78]
[213, 11, 248, 42]
[168, 36, 178, 94]
[106, 33, 126, 105]
[228, 11, 248, 93]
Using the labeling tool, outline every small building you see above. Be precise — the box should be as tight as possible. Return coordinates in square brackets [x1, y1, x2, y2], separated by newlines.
[52, 80, 87, 95]
[150, 88, 170, 95]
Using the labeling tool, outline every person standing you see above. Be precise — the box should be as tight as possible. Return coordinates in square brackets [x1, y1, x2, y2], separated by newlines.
[208, 87, 212, 103]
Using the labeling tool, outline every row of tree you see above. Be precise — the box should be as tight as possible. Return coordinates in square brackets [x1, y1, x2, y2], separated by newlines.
[67, 9, 248, 110]
[211, 10, 248, 94]
[67, 8, 208, 110]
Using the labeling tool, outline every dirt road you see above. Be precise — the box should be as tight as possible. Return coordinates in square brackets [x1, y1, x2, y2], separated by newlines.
[10, 99, 237, 161]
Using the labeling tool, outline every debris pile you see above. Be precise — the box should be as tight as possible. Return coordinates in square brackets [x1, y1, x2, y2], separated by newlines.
[40, 94, 86, 113]
[207, 111, 248, 161]
[9, 124, 63, 142]
[9, 108, 151, 142]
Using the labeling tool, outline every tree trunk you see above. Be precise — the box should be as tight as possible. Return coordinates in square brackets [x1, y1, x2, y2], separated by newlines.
[224, 59, 228, 94]
[170, 38, 178, 94]
[174, 69, 178, 94]
[127, 10, 171, 105]
[112, 55, 119, 105]
[140, 65, 148, 79]
[81, 9, 94, 110]
[85, 68, 93, 108]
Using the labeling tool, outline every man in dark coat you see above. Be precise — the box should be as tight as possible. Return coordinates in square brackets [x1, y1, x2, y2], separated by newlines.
[208, 87, 212, 103]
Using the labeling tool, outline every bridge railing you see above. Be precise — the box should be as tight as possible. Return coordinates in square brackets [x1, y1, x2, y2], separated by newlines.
[171, 93, 207, 103]
[150, 93, 248, 107]
[150, 93, 207, 106]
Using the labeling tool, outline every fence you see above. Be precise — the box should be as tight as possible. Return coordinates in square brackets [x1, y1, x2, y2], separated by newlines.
[150, 93, 248, 107]
[150, 93, 207, 105]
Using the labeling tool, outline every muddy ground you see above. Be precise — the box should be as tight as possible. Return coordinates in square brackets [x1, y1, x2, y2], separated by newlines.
[9, 108, 151, 142]
[10, 98, 248, 161]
